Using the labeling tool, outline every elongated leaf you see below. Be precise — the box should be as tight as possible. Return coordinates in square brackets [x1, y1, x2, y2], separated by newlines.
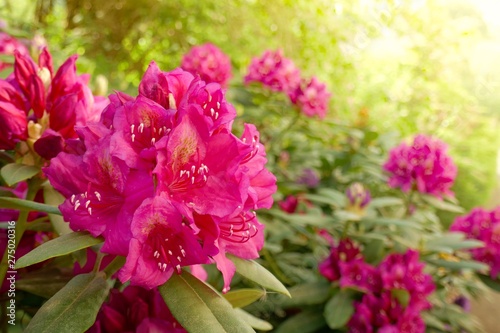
[362, 217, 422, 230]
[228, 254, 290, 297]
[223, 289, 265, 308]
[15, 268, 72, 299]
[368, 197, 404, 208]
[43, 186, 72, 235]
[425, 233, 484, 253]
[477, 274, 500, 292]
[280, 280, 331, 308]
[324, 290, 355, 329]
[274, 310, 326, 333]
[1, 163, 40, 186]
[422, 195, 464, 213]
[234, 309, 272, 331]
[426, 259, 489, 272]
[0, 197, 61, 215]
[159, 271, 254, 333]
[24, 272, 111, 333]
[16, 232, 103, 269]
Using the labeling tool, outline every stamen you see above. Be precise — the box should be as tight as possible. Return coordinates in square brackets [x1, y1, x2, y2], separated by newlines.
[217, 102, 221, 108]
[176, 265, 181, 273]
[138, 123, 145, 133]
[85, 200, 91, 208]
[88, 207, 92, 215]
[130, 124, 135, 133]
[131, 134, 135, 142]
[154, 251, 160, 258]
[70, 194, 76, 204]
[74, 200, 81, 210]
[94, 191, 102, 201]
[215, 112, 219, 120]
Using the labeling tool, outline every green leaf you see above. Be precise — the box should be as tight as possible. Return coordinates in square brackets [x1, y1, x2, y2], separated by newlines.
[0, 197, 61, 215]
[223, 289, 265, 308]
[361, 217, 422, 230]
[15, 232, 103, 269]
[15, 268, 72, 299]
[228, 254, 291, 297]
[425, 232, 484, 253]
[391, 288, 410, 307]
[280, 280, 331, 308]
[324, 290, 355, 329]
[1, 163, 40, 186]
[421, 195, 465, 213]
[274, 310, 326, 333]
[234, 309, 273, 331]
[43, 185, 72, 235]
[24, 272, 111, 333]
[426, 259, 489, 272]
[159, 271, 255, 333]
[368, 196, 404, 208]
[477, 274, 500, 292]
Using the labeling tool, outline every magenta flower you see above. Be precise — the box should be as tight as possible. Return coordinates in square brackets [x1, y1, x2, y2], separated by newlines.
[0, 48, 107, 157]
[0, 32, 29, 71]
[289, 76, 331, 118]
[45, 63, 276, 291]
[383, 134, 457, 198]
[450, 206, 500, 278]
[278, 195, 299, 213]
[378, 250, 435, 311]
[348, 292, 426, 333]
[244, 49, 301, 94]
[87, 285, 186, 333]
[181, 43, 232, 87]
[318, 238, 364, 282]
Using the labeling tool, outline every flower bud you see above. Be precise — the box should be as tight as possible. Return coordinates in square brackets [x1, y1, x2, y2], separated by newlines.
[345, 182, 371, 214]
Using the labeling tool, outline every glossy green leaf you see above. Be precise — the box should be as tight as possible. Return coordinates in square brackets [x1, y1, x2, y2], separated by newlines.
[15, 232, 103, 269]
[234, 309, 273, 331]
[274, 310, 326, 333]
[223, 289, 265, 308]
[0, 197, 61, 215]
[159, 271, 255, 333]
[24, 272, 111, 333]
[280, 280, 331, 308]
[228, 254, 290, 297]
[1, 163, 40, 186]
[324, 290, 355, 329]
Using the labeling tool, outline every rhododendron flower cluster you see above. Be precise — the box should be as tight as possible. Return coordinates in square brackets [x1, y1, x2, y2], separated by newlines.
[44, 62, 277, 291]
[450, 206, 500, 278]
[245, 49, 331, 118]
[319, 240, 435, 332]
[383, 134, 457, 199]
[88, 285, 186, 333]
[181, 43, 232, 87]
[0, 32, 29, 71]
[0, 48, 107, 156]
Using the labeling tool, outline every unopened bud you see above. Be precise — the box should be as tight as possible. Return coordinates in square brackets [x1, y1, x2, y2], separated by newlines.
[345, 182, 371, 215]
[37, 67, 51, 90]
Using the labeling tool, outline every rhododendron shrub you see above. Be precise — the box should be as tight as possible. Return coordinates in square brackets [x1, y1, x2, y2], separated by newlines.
[181, 43, 232, 87]
[44, 62, 277, 291]
[383, 134, 457, 198]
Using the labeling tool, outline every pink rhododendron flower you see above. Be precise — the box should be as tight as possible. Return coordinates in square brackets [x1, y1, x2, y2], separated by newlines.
[318, 238, 364, 283]
[0, 32, 28, 71]
[289, 76, 331, 118]
[45, 63, 276, 292]
[87, 285, 186, 333]
[450, 206, 500, 278]
[244, 49, 301, 94]
[383, 134, 457, 198]
[181, 43, 232, 87]
[0, 48, 107, 157]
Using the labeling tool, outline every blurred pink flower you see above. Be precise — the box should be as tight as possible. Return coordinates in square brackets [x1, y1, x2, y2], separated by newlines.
[450, 206, 500, 278]
[244, 49, 301, 94]
[0, 32, 29, 71]
[383, 134, 457, 198]
[181, 43, 232, 87]
[289, 76, 331, 118]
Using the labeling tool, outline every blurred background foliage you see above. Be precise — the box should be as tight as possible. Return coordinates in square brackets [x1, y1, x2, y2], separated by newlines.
[1, 0, 499, 217]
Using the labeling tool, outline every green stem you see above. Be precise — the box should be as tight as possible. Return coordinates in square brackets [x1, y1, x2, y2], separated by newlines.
[341, 219, 354, 239]
[0, 179, 41, 284]
[405, 190, 415, 217]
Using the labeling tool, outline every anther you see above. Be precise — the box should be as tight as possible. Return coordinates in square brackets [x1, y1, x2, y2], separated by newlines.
[74, 201, 81, 210]
[95, 191, 102, 201]
[71, 194, 76, 204]
[88, 207, 92, 215]
[130, 124, 135, 133]
[85, 200, 91, 208]
[131, 134, 135, 142]
[138, 123, 145, 133]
